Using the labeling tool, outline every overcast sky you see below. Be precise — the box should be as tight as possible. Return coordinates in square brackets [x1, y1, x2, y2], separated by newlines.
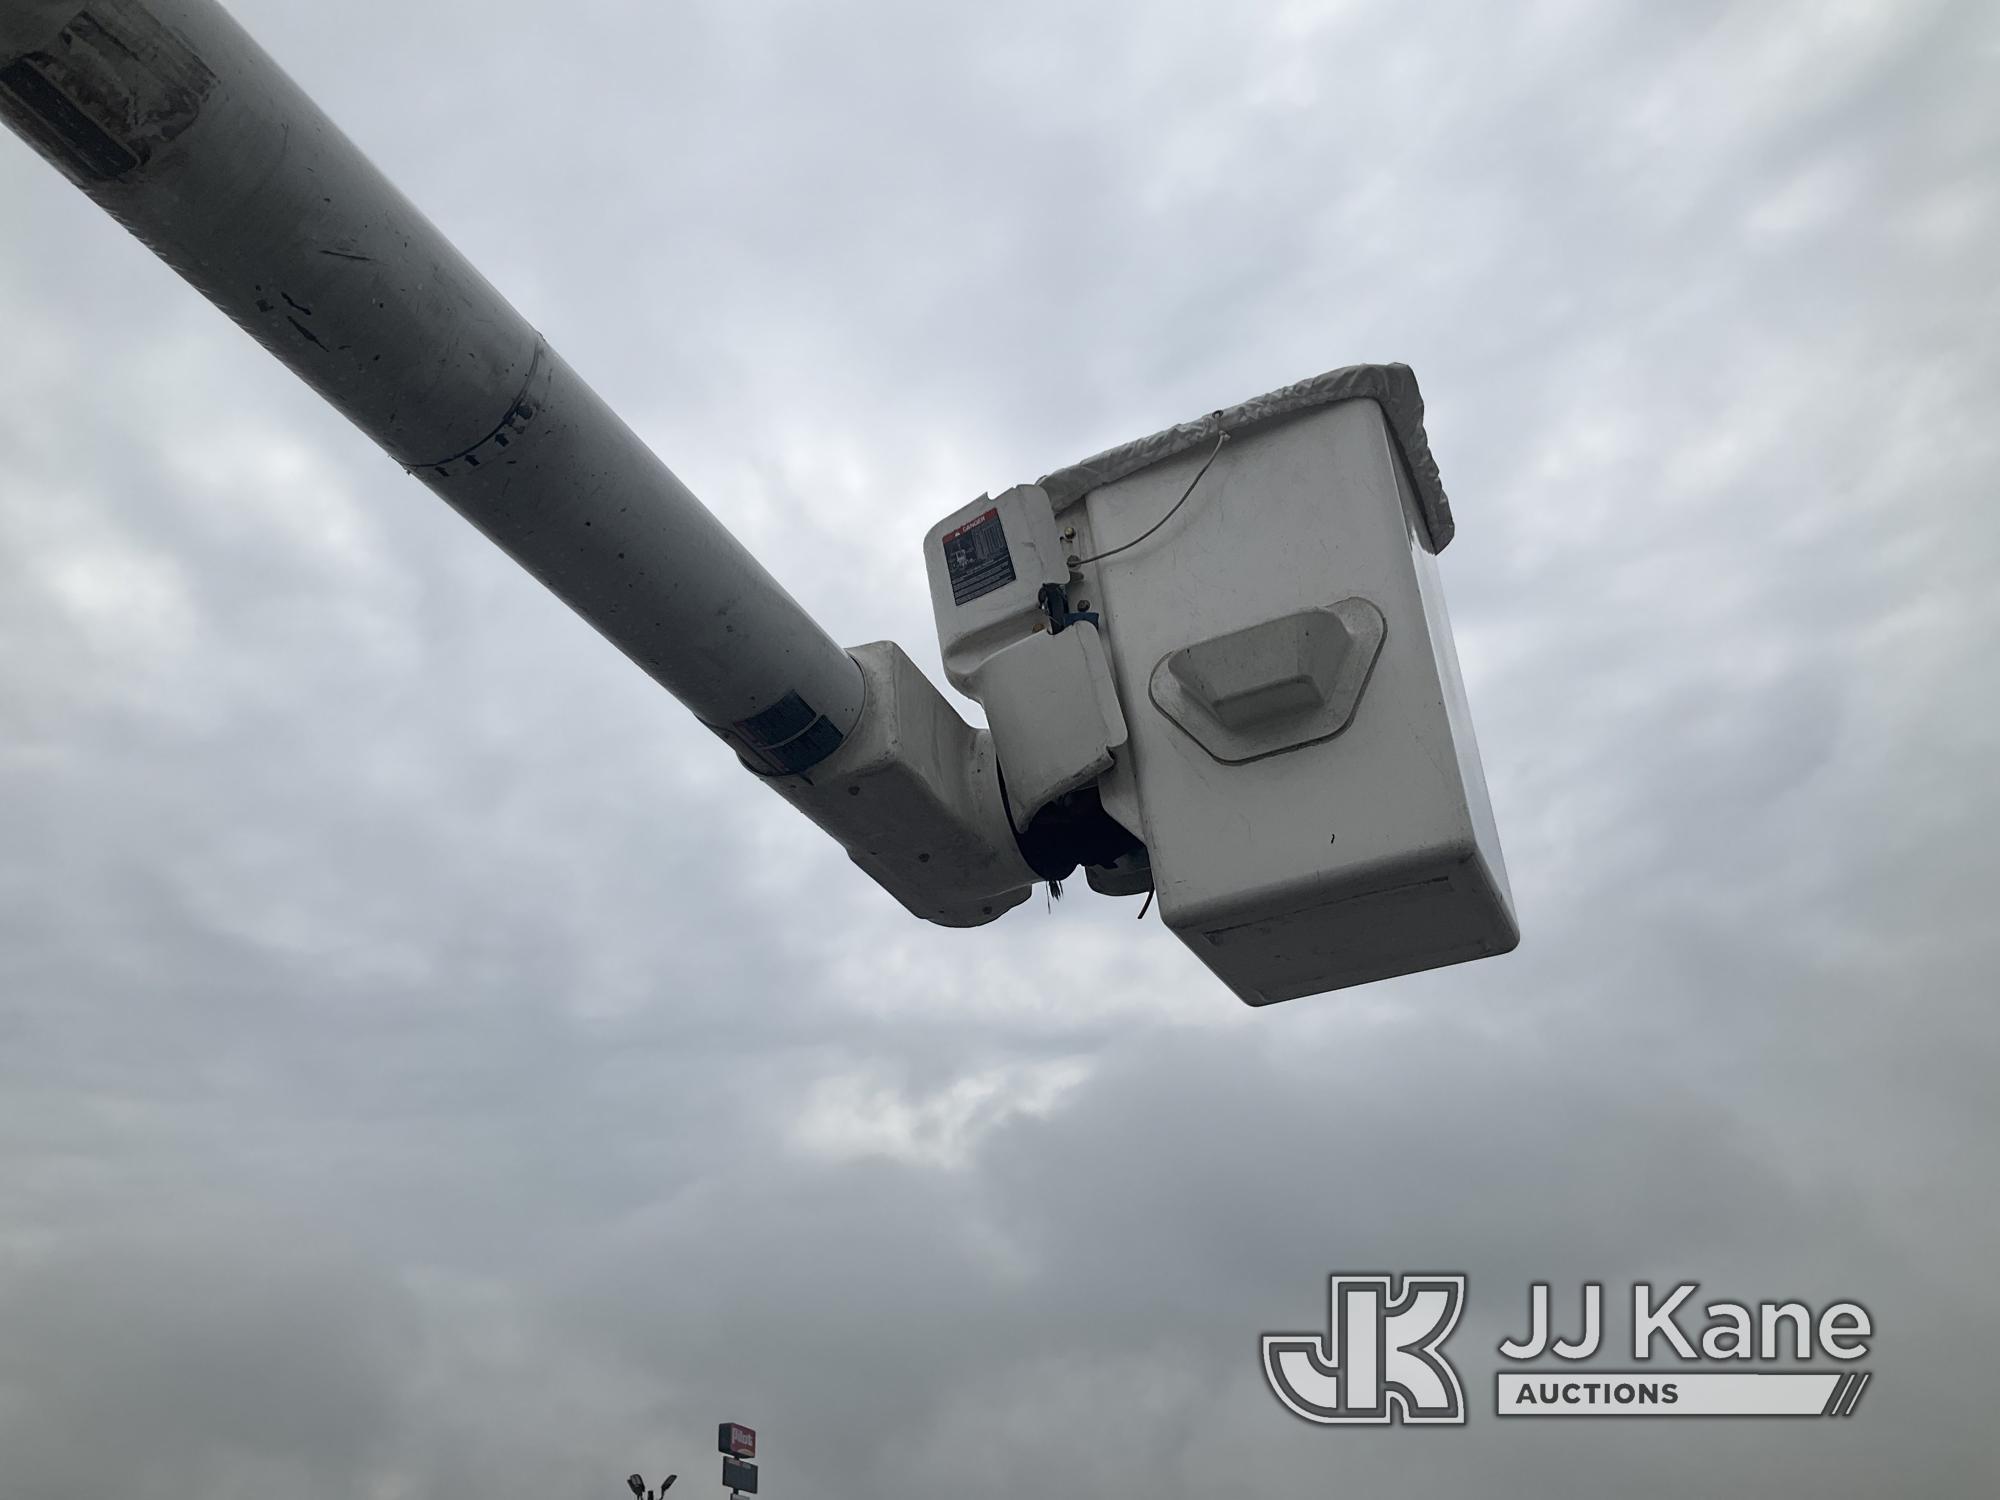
[3, 0, 1997, 1496]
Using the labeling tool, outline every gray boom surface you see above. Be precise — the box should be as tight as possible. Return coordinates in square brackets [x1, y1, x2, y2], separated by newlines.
[0, 0, 864, 775]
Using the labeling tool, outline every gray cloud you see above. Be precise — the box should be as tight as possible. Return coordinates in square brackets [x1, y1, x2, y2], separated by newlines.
[3, 0, 1997, 1495]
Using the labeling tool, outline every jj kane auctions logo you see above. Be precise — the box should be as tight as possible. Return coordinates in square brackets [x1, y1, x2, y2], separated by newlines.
[1265, 1276, 1874, 1423]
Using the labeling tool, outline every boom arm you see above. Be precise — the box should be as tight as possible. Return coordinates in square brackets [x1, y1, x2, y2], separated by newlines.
[1, 0, 1036, 925]
[6, 1, 1522, 996]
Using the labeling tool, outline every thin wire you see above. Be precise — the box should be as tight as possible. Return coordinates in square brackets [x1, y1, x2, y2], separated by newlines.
[1068, 430, 1230, 568]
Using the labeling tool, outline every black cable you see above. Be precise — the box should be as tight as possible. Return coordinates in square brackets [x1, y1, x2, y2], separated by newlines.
[1067, 429, 1230, 568]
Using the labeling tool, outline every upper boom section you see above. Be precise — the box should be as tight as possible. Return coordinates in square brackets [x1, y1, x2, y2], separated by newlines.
[4, 1, 1517, 989]
[0, 0, 863, 768]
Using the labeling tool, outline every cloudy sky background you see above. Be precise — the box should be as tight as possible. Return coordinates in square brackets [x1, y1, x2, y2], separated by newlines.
[3, 0, 1997, 1495]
